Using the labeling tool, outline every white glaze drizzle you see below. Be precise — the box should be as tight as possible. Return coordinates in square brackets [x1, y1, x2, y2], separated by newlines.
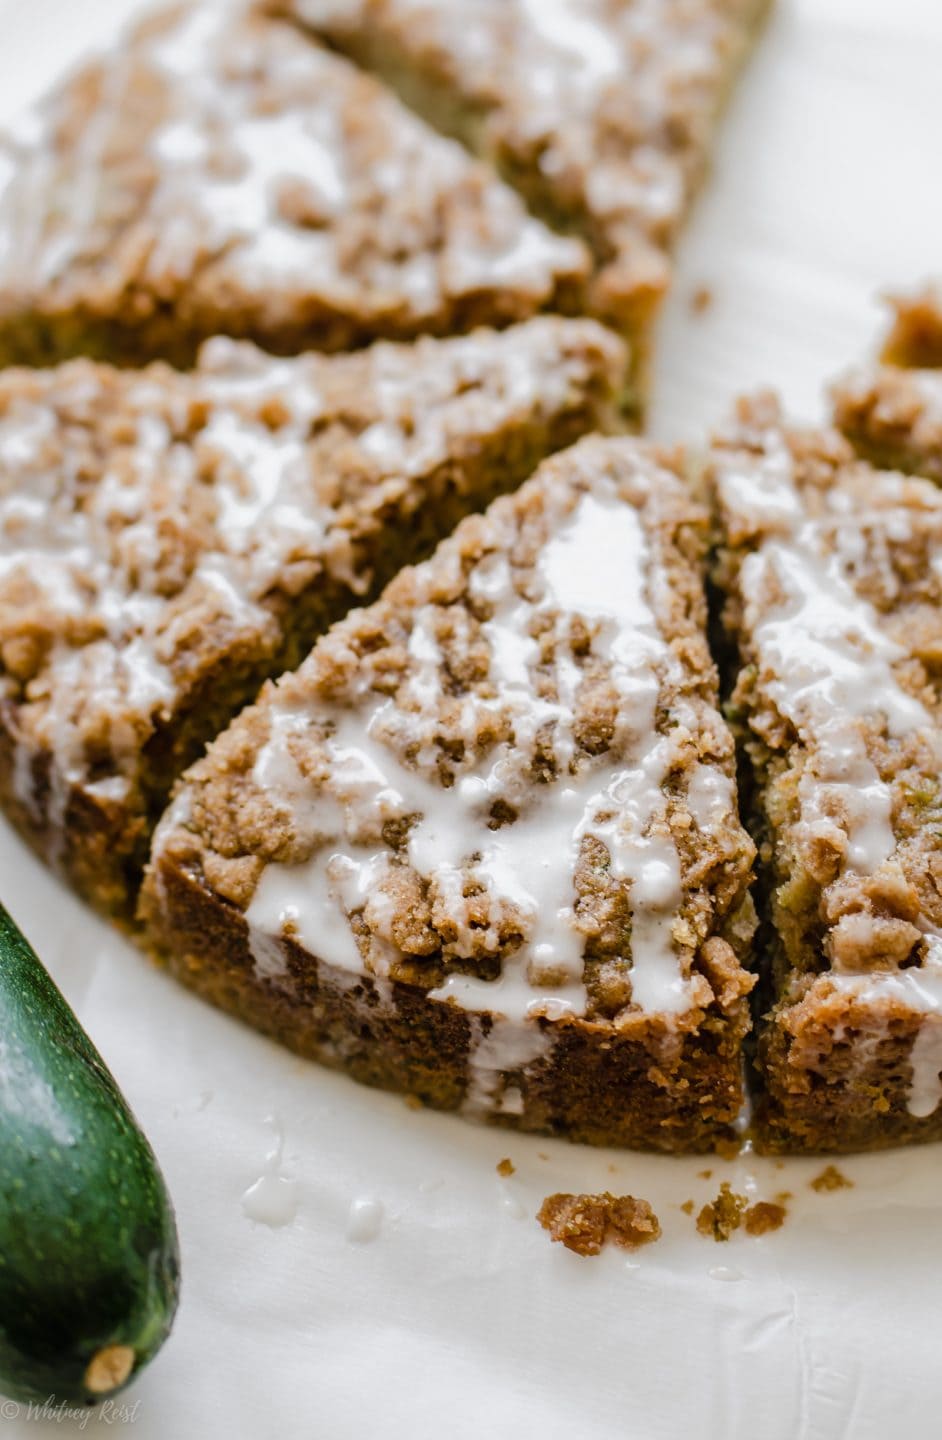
[240, 1115, 300, 1228]
[722, 437, 934, 879]
[831, 957, 942, 1119]
[246, 487, 706, 1034]
[346, 1196, 384, 1244]
[461, 1016, 551, 1118]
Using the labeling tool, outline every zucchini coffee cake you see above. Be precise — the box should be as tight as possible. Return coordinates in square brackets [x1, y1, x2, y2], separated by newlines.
[4, 0, 942, 1153]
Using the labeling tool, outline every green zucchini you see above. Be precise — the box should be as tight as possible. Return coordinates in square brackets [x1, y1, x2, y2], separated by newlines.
[0, 903, 180, 1404]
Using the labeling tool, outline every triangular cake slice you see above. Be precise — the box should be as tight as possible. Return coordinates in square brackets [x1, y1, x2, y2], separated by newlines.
[142, 435, 756, 1152]
[0, 317, 623, 917]
[710, 394, 942, 1152]
[833, 288, 942, 484]
[271, 0, 772, 411]
[0, 4, 589, 369]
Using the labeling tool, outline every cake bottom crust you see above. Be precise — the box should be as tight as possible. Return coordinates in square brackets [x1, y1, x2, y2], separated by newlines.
[143, 857, 751, 1154]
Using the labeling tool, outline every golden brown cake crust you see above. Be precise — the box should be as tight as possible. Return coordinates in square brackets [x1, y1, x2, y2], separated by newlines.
[142, 436, 756, 1151]
[0, 319, 625, 916]
[710, 393, 942, 1153]
[0, 4, 590, 369]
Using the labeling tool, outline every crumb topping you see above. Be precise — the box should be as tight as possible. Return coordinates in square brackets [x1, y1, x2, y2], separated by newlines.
[278, 0, 768, 320]
[153, 436, 755, 1027]
[0, 5, 588, 344]
[537, 1191, 661, 1256]
[0, 319, 622, 818]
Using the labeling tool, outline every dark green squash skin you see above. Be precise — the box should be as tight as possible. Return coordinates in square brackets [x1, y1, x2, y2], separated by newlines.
[0, 904, 180, 1404]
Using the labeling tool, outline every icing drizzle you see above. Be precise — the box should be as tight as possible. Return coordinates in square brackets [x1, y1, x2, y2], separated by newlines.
[244, 479, 722, 1035]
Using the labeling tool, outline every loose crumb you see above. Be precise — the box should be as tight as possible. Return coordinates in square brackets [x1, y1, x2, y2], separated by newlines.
[680, 1199, 695, 1215]
[537, 1192, 661, 1258]
[743, 1201, 787, 1236]
[697, 1169, 713, 1180]
[775, 1191, 793, 1205]
[496, 1157, 515, 1177]
[810, 1165, 853, 1193]
[696, 1182, 748, 1241]
[403, 1094, 425, 1111]
[690, 285, 713, 314]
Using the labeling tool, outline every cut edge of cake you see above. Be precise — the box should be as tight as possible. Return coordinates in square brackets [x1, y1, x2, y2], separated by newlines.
[709, 392, 942, 1153]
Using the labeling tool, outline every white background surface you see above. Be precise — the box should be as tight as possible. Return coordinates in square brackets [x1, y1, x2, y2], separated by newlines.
[1, 2, 941, 1437]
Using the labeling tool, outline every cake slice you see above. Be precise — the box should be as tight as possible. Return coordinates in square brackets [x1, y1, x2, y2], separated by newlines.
[833, 289, 942, 484]
[270, 0, 773, 410]
[0, 318, 623, 918]
[710, 394, 942, 1152]
[0, 4, 589, 369]
[142, 435, 757, 1152]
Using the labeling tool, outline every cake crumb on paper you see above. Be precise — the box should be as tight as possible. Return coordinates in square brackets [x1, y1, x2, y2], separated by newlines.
[537, 1193, 661, 1258]
[810, 1165, 853, 1193]
[696, 1183, 748, 1241]
[743, 1201, 787, 1236]
[496, 1157, 515, 1177]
